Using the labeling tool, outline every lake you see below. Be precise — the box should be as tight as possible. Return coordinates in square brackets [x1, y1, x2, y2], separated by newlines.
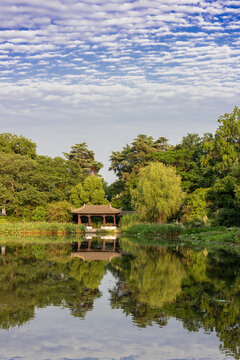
[0, 235, 239, 360]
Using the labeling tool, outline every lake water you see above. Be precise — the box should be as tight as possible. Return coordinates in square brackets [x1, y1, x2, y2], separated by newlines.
[0, 236, 239, 360]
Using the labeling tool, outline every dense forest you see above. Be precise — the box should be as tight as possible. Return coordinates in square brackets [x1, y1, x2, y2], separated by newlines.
[0, 106, 239, 226]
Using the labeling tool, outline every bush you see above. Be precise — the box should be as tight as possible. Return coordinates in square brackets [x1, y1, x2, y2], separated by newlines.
[213, 208, 240, 227]
[32, 206, 46, 221]
[46, 201, 72, 223]
[119, 213, 142, 227]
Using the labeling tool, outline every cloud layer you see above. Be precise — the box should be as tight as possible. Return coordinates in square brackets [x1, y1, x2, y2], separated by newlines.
[0, 1, 239, 180]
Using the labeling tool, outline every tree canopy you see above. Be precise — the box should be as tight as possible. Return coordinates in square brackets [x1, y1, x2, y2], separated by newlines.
[70, 175, 108, 208]
[131, 162, 185, 223]
[64, 142, 103, 175]
[0, 133, 37, 159]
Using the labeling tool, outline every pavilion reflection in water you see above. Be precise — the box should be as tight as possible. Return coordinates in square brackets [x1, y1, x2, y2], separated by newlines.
[71, 235, 121, 262]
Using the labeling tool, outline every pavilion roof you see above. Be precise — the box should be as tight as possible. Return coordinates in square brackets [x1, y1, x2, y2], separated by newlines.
[72, 204, 121, 215]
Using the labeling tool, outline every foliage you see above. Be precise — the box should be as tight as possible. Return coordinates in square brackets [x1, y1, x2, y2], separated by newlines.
[181, 188, 210, 224]
[0, 221, 84, 234]
[70, 175, 108, 207]
[109, 134, 170, 180]
[64, 142, 103, 175]
[149, 133, 214, 192]
[46, 201, 73, 223]
[179, 228, 240, 244]
[0, 133, 37, 159]
[0, 244, 106, 328]
[207, 171, 240, 226]
[0, 153, 44, 218]
[121, 223, 183, 237]
[31, 206, 46, 221]
[119, 212, 142, 227]
[33, 155, 86, 202]
[202, 106, 240, 176]
[131, 162, 185, 223]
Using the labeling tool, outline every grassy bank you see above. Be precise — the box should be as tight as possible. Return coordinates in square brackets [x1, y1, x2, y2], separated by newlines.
[121, 223, 240, 245]
[0, 222, 85, 235]
[179, 228, 240, 244]
[121, 223, 183, 238]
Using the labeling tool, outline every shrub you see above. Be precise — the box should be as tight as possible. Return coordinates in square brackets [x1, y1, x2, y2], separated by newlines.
[119, 213, 142, 227]
[46, 201, 72, 223]
[32, 206, 46, 221]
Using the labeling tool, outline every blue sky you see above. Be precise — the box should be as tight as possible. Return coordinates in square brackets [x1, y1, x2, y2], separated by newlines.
[0, 0, 239, 182]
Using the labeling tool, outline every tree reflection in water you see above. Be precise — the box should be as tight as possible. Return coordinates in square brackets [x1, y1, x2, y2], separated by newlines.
[0, 243, 107, 329]
[109, 238, 240, 359]
[1, 239, 240, 359]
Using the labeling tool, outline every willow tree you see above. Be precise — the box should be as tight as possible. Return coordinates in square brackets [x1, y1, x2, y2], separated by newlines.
[131, 162, 185, 223]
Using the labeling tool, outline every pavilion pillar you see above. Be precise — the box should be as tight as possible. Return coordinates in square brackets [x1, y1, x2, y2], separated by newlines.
[103, 215, 106, 226]
[87, 215, 92, 226]
[113, 240, 116, 251]
[78, 214, 81, 225]
[77, 241, 81, 251]
[87, 239, 92, 251]
[113, 215, 116, 226]
[102, 240, 106, 251]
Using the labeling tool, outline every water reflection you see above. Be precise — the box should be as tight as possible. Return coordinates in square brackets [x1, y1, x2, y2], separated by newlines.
[110, 238, 240, 359]
[0, 236, 239, 359]
[71, 235, 121, 261]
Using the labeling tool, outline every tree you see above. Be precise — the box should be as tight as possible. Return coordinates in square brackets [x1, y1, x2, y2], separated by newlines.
[0, 133, 37, 159]
[63, 143, 103, 175]
[149, 133, 214, 192]
[181, 188, 210, 224]
[109, 134, 170, 180]
[70, 175, 108, 207]
[131, 162, 185, 223]
[202, 106, 240, 177]
[109, 135, 171, 210]
[0, 153, 45, 218]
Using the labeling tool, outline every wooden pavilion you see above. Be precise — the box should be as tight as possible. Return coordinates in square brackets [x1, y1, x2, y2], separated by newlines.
[72, 204, 121, 226]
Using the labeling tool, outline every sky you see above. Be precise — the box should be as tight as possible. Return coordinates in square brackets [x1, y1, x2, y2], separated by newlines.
[0, 0, 239, 183]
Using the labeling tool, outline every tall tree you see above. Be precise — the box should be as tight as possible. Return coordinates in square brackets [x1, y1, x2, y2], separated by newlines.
[109, 134, 170, 180]
[202, 106, 240, 177]
[70, 175, 108, 207]
[0, 153, 44, 218]
[149, 133, 214, 192]
[131, 162, 185, 223]
[63, 143, 103, 175]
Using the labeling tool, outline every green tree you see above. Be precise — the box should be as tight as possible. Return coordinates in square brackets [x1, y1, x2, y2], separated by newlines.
[109, 134, 170, 180]
[33, 156, 86, 203]
[149, 133, 214, 192]
[202, 106, 240, 176]
[46, 201, 72, 222]
[70, 175, 108, 207]
[131, 162, 185, 223]
[0, 153, 45, 218]
[0, 133, 36, 159]
[181, 188, 210, 224]
[109, 135, 170, 210]
[64, 143, 103, 175]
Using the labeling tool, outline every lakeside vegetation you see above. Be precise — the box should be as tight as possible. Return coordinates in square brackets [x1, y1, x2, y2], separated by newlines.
[0, 222, 85, 235]
[0, 106, 239, 246]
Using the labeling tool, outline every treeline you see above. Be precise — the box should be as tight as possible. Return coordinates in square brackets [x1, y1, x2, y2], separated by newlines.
[107, 106, 240, 227]
[0, 135, 107, 221]
[1, 106, 239, 226]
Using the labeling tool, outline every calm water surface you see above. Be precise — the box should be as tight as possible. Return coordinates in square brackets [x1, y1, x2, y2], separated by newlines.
[0, 236, 239, 360]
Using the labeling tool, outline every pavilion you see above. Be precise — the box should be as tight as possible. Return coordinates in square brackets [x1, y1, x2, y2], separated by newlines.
[72, 204, 121, 226]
